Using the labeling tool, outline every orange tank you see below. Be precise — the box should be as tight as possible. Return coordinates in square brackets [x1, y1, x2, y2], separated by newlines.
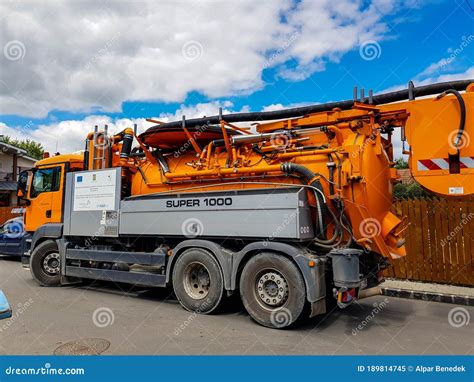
[124, 84, 474, 260]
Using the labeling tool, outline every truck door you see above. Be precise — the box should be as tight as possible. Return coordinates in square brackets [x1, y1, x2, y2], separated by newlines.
[27, 165, 63, 226]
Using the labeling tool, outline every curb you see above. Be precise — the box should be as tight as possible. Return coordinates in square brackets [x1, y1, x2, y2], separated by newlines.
[381, 287, 474, 307]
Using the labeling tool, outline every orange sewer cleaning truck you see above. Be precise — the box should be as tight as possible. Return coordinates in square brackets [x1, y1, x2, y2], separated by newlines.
[17, 80, 473, 328]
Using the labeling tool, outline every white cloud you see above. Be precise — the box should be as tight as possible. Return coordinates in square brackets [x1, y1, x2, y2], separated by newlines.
[381, 66, 474, 93]
[261, 101, 316, 112]
[0, 101, 246, 153]
[156, 101, 245, 122]
[0, 116, 149, 153]
[6, 65, 472, 156]
[0, 0, 419, 118]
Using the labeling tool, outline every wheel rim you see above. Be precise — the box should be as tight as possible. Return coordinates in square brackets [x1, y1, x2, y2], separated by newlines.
[254, 270, 289, 309]
[42, 252, 60, 276]
[183, 261, 211, 300]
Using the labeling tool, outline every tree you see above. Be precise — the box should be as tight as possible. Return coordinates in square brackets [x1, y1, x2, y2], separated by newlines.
[394, 158, 409, 169]
[393, 182, 433, 199]
[1, 136, 44, 159]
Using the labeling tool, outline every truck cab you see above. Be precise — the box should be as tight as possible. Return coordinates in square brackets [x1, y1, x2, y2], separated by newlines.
[17, 153, 83, 264]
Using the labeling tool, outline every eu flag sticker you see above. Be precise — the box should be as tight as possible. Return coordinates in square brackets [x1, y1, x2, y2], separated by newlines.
[77, 176, 83, 182]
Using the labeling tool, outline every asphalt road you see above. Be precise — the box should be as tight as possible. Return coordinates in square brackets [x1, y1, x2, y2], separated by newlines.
[0, 257, 472, 355]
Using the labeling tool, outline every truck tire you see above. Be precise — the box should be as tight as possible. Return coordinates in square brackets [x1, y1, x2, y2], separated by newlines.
[172, 248, 224, 314]
[30, 240, 61, 287]
[240, 253, 306, 328]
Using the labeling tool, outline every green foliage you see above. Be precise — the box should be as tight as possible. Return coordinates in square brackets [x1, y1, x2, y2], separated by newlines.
[1, 136, 44, 159]
[393, 181, 433, 200]
[394, 158, 409, 169]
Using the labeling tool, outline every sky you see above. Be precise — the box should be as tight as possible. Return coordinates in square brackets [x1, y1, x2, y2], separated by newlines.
[0, 0, 473, 155]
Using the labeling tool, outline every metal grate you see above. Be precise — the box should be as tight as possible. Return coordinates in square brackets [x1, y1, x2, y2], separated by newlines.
[54, 338, 110, 355]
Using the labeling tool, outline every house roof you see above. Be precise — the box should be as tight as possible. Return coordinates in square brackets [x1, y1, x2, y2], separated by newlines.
[0, 181, 18, 191]
[0, 141, 27, 156]
[0, 142, 37, 164]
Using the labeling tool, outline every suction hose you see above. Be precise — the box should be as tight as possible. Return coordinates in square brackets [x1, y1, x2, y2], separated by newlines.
[281, 162, 339, 244]
[141, 80, 473, 136]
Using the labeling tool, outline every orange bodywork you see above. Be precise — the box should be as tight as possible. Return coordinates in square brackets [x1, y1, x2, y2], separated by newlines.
[23, 154, 83, 232]
[23, 84, 474, 261]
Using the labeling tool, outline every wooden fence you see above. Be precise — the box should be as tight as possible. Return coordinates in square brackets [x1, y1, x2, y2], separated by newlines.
[0, 206, 22, 226]
[385, 198, 474, 286]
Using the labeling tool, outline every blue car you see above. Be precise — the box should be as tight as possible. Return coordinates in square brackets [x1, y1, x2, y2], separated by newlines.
[0, 290, 12, 320]
[0, 217, 29, 257]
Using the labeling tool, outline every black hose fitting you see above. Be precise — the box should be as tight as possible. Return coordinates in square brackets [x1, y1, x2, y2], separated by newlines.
[120, 133, 134, 159]
[281, 162, 315, 183]
[436, 89, 466, 149]
[281, 162, 326, 239]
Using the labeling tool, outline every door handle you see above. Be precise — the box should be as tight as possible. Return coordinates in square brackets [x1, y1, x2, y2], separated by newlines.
[46, 210, 52, 218]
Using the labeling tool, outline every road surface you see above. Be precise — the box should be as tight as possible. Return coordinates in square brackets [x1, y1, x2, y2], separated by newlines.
[0, 257, 472, 355]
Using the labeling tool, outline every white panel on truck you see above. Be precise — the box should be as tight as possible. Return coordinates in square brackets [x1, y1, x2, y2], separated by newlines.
[73, 169, 117, 211]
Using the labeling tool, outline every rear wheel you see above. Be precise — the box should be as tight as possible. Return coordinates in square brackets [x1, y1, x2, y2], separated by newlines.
[30, 240, 61, 286]
[240, 253, 306, 328]
[172, 248, 224, 314]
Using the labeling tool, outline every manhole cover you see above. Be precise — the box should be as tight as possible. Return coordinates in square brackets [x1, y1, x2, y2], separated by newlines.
[54, 338, 110, 355]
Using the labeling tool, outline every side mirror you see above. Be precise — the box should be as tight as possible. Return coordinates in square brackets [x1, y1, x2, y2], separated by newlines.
[17, 170, 29, 201]
[0, 290, 12, 320]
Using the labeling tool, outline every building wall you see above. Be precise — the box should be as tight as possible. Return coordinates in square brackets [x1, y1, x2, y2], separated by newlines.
[0, 151, 14, 180]
[0, 152, 36, 181]
[0, 152, 36, 206]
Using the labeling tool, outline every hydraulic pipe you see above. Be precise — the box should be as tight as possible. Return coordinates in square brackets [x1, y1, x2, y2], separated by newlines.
[140, 80, 473, 135]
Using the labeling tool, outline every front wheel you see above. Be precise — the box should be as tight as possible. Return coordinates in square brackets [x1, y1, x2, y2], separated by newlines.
[240, 253, 306, 328]
[30, 240, 61, 286]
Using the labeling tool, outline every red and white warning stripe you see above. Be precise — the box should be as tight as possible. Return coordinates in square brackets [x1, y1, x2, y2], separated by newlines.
[417, 157, 474, 171]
